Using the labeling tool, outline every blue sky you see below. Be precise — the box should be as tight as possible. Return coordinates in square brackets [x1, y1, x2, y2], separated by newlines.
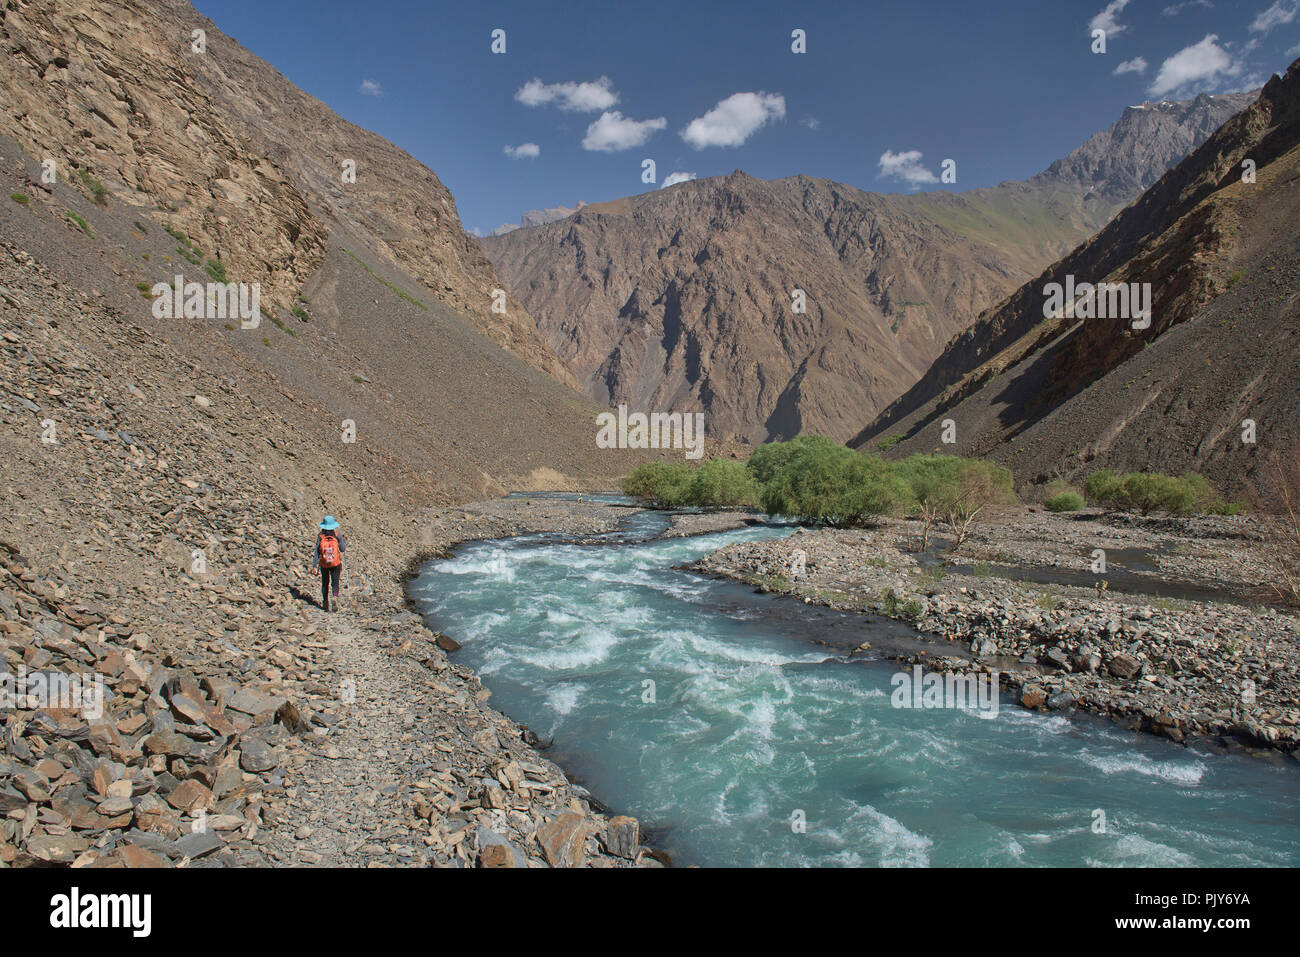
[192, 0, 1300, 235]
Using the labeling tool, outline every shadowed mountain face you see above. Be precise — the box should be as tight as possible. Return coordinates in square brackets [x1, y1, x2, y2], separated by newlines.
[482, 93, 1255, 444]
[849, 63, 1300, 495]
[0, 0, 575, 388]
[0, 0, 651, 502]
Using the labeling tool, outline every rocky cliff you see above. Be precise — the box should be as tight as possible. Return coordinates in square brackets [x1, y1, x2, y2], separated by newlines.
[0, 0, 575, 386]
[483, 93, 1254, 444]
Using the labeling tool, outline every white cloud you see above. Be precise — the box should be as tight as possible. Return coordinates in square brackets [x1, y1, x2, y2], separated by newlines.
[660, 172, 697, 188]
[877, 149, 939, 187]
[680, 92, 786, 149]
[1114, 56, 1149, 74]
[1289, 40, 1300, 55]
[1149, 34, 1241, 95]
[359, 79, 383, 96]
[1163, 0, 1213, 15]
[503, 143, 541, 159]
[515, 76, 619, 112]
[581, 111, 667, 152]
[1090, 0, 1132, 36]
[1250, 1, 1297, 32]
[801, 116, 821, 130]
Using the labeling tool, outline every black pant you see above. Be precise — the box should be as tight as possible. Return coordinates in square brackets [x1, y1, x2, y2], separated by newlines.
[320, 565, 341, 608]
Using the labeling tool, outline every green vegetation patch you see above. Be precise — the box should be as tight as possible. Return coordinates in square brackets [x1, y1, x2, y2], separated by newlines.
[622, 437, 1016, 546]
[204, 259, 229, 283]
[10, 192, 28, 205]
[345, 249, 428, 310]
[1045, 491, 1085, 512]
[166, 225, 203, 264]
[1084, 469, 1244, 516]
[76, 169, 108, 206]
[268, 311, 298, 339]
[64, 210, 92, 236]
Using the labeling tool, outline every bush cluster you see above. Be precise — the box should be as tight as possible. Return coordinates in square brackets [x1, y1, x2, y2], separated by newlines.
[1044, 491, 1085, 512]
[622, 459, 760, 509]
[1083, 469, 1241, 516]
[623, 437, 1014, 540]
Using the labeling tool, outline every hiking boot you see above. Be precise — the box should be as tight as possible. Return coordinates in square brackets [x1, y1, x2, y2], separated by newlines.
[332, 594, 342, 612]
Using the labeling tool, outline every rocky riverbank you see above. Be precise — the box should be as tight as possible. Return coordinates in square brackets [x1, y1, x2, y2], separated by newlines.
[0, 490, 670, 869]
[690, 510, 1300, 757]
[0, 240, 671, 868]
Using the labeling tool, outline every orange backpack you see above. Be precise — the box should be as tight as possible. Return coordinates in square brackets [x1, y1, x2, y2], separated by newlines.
[318, 533, 342, 569]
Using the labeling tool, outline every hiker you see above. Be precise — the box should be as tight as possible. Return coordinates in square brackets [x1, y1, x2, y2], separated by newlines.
[312, 515, 347, 612]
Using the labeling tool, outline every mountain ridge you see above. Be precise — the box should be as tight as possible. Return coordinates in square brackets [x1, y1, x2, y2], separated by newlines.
[482, 90, 1255, 443]
[848, 60, 1300, 493]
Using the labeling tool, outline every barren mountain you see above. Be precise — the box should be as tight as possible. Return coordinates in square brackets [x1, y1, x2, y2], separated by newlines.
[482, 93, 1254, 444]
[0, 0, 662, 871]
[849, 62, 1300, 495]
[0, 0, 575, 387]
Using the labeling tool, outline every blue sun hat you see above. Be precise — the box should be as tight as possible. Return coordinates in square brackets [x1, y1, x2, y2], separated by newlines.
[319, 515, 340, 530]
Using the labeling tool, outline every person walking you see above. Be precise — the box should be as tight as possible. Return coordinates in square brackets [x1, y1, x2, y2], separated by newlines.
[312, 515, 347, 612]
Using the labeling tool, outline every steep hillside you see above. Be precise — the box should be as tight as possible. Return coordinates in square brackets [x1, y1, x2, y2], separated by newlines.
[850, 62, 1300, 494]
[0, 0, 575, 387]
[0, 0, 658, 871]
[483, 93, 1253, 444]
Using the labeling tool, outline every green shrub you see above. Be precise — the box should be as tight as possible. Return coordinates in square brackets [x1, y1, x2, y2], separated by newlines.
[746, 435, 838, 487]
[757, 439, 910, 527]
[1084, 470, 1124, 508]
[1045, 491, 1085, 512]
[1126, 473, 1196, 515]
[685, 458, 761, 508]
[1085, 469, 1234, 515]
[9, 192, 28, 205]
[894, 454, 1016, 548]
[622, 462, 694, 508]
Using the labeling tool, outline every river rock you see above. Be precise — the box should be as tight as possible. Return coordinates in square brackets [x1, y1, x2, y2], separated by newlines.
[538, 812, 588, 868]
[239, 738, 277, 773]
[1107, 653, 1142, 679]
[1042, 647, 1072, 671]
[1019, 683, 1047, 709]
[604, 815, 640, 859]
[475, 827, 526, 868]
